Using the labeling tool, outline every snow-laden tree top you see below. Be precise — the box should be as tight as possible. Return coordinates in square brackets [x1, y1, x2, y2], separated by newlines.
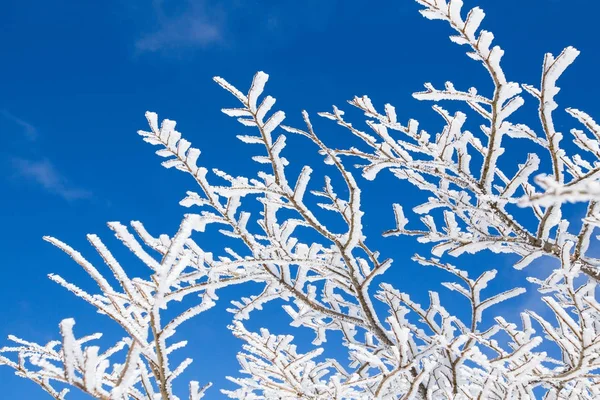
[3, 0, 600, 398]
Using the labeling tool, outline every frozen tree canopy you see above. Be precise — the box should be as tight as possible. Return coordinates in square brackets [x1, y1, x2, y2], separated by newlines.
[3, 0, 600, 398]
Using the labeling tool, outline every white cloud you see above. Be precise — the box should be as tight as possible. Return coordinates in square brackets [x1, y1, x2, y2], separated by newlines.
[136, 1, 223, 52]
[2, 111, 91, 202]
[1, 109, 38, 141]
[11, 158, 91, 201]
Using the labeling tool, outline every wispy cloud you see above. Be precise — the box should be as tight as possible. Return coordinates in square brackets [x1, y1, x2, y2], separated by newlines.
[131, 0, 340, 55]
[136, 0, 223, 52]
[2, 111, 91, 201]
[11, 158, 91, 201]
[1, 109, 38, 141]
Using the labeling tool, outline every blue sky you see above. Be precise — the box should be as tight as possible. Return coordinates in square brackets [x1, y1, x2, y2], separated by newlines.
[1, 0, 599, 398]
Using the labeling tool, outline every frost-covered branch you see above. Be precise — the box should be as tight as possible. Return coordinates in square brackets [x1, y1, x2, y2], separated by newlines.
[323, 0, 600, 282]
[4, 0, 600, 398]
[2, 215, 227, 399]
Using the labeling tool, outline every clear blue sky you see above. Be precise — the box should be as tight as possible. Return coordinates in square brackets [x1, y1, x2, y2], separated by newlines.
[1, 0, 599, 398]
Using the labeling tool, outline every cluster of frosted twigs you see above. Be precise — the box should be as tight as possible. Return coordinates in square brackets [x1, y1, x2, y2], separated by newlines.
[2, 0, 600, 398]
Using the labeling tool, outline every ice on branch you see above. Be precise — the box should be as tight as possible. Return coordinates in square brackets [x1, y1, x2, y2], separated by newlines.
[4, 0, 600, 398]
[2, 216, 227, 399]
[1, 319, 140, 400]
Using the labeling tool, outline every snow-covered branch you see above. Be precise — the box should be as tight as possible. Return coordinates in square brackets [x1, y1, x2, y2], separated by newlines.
[4, 0, 600, 398]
